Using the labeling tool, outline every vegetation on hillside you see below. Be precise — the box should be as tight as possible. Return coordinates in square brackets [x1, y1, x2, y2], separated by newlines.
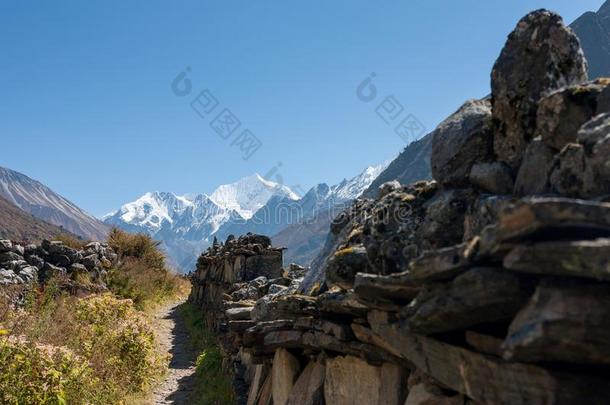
[106, 228, 190, 310]
[0, 228, 190, 404]
[0, 195, 76, 243]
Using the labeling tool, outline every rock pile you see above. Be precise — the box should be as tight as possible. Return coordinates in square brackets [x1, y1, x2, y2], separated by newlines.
[191, 9, 610, 405]
[0, 239, 117, 292]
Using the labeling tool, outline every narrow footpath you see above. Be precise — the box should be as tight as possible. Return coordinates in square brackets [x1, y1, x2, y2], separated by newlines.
[152, 300, 199, 405]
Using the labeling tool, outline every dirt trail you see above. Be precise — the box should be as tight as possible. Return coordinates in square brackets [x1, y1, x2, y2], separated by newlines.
[151, 300, 199, 404]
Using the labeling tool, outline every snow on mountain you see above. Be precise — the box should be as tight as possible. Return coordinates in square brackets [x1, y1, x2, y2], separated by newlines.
[0, 166, 110, 241]
[104, 166, 386, 272]
[104, 174, 299, 271]
[210, 173, 300, 219]
[330, 163, 388, 201]
[332, 162, 389, 201]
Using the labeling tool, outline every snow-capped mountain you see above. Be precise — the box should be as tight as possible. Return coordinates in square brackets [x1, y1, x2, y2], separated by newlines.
[0, 166, 109, 241]
[210, 174, 299, 219]
[330, 164, 387, 201]
[105, 165, 386, 272]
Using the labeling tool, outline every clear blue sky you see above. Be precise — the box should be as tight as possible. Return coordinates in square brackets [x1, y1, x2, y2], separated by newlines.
[0, 0, 603, 216]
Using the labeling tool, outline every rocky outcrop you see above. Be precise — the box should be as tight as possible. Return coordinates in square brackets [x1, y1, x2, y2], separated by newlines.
[0, 239, 117, 294]
[492, 10, 588, 170]
[191, 9, 610, 405]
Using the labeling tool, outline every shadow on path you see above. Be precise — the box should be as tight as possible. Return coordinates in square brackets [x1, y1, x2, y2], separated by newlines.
[153, 302, 199, 405]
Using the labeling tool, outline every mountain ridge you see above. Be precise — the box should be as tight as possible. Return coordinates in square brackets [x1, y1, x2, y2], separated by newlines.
[104, 164, 386, 271]
[0, 166, 109, 241]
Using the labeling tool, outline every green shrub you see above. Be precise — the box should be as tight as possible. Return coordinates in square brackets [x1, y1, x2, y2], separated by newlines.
[179, 302, 234, 405]
[106, 228, 190, 310]
[0, 338, 96, 405]
[0, 292, 166, 404]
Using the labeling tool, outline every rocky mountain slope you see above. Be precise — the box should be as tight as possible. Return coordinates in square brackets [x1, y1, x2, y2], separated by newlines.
[0, 167, 109, 241]
[190, 9, 610, 405]
[0, 195, 75, 242]
[361, 133, 433, 198]
[106, 166, 385, 271]
[571, 0, 610, 79]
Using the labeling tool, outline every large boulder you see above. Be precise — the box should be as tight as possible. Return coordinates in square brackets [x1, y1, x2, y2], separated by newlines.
[491, 10, 588, 170]
[431, 99, 493, 187]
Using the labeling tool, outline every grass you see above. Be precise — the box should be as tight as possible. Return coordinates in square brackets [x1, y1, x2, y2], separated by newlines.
[0, 228, 192, 404]
[0, 285, 166, 404]
[106, 228, 190, 311]
[179, 302, 234, 405]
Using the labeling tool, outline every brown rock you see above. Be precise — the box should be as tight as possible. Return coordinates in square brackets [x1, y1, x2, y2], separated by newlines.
[503, 281, 610, 364]
[323, 356, 406, 405]
[402, 267, 530, 335]
[408, 239, 479, 283]
[405, 383, 463, 405]
[368, 315, 610, 404]
[353, 271, 420, 304]
[286, 360, 325, 405]
[503, 238, 610, 280]
[272, 348, 301, 405]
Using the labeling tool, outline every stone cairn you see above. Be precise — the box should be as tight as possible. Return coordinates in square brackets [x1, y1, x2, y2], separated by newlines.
[0, 239, 118, 294]
[190, 10, 610, 405]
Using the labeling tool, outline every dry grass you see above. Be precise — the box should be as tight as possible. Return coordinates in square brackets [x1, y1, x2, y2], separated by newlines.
[0, 284, 166, 404]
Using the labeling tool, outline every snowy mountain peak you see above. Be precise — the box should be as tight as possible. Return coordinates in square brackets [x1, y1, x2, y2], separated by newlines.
[331, 163, 389, 201]
[210, 173, 299, 219]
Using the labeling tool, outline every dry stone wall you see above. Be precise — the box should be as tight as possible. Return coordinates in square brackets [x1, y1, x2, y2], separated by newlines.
[191, 9, 610, 405]
[0, 239, 117, 294]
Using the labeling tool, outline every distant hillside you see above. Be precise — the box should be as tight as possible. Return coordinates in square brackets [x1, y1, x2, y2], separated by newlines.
[271, 209, 333, 267]
[361, 133, 433, 199]
[571, 0, 610, 79]
[0, 194, 76, 242]
[0, 166, 109, 241]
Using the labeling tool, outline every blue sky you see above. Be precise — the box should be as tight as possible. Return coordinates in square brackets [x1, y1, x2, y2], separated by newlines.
[0, 0, 603, 216]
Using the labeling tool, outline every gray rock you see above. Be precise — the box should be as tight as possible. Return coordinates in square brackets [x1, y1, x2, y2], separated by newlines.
[578, 113, 610, 197]
[25, 254, 45, 270]
[0, 269, 22, 285]
[285, 263, 307, 280]
[6, 260, 28, 271]
[0, 252, 23, 263]
[82, 254, 101, 270]
[268, 284, 288, 296]
[420, 189, 475, 250]
[0, 240, 12, 253]
[69, 263, 88, 274]
[469, 162, 514, 195]
[513, 138, 556, 195]
[47, 241, 67, 255]
[431, 99, 493, 187]
[378, 181, 402, 199]
[491, 10, 588, 169]
[85, 242, 102, 253]
[49, 254, 71, 268]
[17, 266, 38, 283]
[549, 143, 586, 197]
[326, 245, 371, 290]
[41, 262, 66, 281]
[11, 244, 25, 256]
